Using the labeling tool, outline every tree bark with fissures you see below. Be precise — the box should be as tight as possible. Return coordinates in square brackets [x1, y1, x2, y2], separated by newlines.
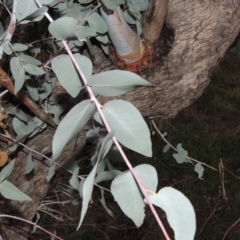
[1, 0, 240, 239]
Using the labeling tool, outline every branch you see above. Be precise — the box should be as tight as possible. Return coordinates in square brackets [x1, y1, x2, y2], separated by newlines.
[0, 67, 56, 127]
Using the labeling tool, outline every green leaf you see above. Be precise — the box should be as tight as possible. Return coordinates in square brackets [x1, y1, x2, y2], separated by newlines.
[24, 64, 45, 75]
[69, 167, 80, 190]
[95, 170, 121, 184]
[0, 180, 32, 201]
[77, 132, 113, 230]
[194, 163, 204, 180]
[52, 55, 78, 94]
[16, 0, 38, 22]
[12, 43, 28, 51]
[12, 117, 28, 135]
[147, 187, 196, 240]
[99, 188, 114, 218]
[87, 12, 108, 34]
[2, 41, 12, 55]
[10, 57, 25, 94]
[88, 70, 153, 96]
[25, 78, 39, 101]
[127, 0, 149, 12]
[4, 107, 28, 122]
[51, 100, 96, 164]
[96, 34, 109, 44]
[0, 159, 15, 182]
[76, 25, 97, 39]
[49, 17, 78, 40]
[31, 212, 40, 234]
[111, 164, 158, 227]
[163, 144, 170, 153]
[46, 162, 56, 182]
[25, 152, 34, 174]
[94, 100, 152, 157]
[20, 7, 48, 22]
[100, 0, 125, 10]
[19, 54, 42, 65]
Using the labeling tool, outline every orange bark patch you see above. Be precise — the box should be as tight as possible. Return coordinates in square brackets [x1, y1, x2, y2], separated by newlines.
[0, 151, 8, 167]
[109, 41, 153, 73]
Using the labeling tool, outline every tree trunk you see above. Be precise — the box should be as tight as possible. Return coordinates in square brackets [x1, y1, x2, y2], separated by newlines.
[1, 0, 240, 239]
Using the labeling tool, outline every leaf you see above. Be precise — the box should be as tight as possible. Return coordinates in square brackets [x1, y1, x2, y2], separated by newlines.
[87, 12, 108, 34]
[12, 43, 28, 51]
[46, 162, 56, 182]
[24, 64, 45, 75]
[95, 170, 121, 184]
[69, 167, 80, 190]
[111, 164, 158, 227]
[25, 78, 39, 101]
[14, 108, 28, 122]
[163, 144, 170, 153]
[20, 7, 48, 22]
[49, 17, 78, 40]
[2, 41, 12, 55]
[25, 152, 34, 174]
[99, 188, 114, 218]
[0, 159, 15, 182]
[127, 0, 149, 12]
[31, 212, 40, 234]
[101, 0, 125, 10]
[77, 132, 113, 230]
[147, 187, 196, 240]
[19, 53, 42, 66]
[12, 117, 28, 135]
[96, 34, 109, 44]
[16, 0, 38, 22]
[194, 163, 204, 180]
[94, 100, 152, 157]
[51, 100, 96, 164]
[10, 57, 25, 94]
[51, 54, 92, 97]
[88, 70, 153, 97]
[0, 180, 32, 201]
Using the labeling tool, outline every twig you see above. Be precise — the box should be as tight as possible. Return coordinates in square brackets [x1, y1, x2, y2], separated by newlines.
[34, 1, 171, 239]
[0, 214, 64, 240]
[151, 120, 217, 171]
[0, 68, 56, 127]
[222, 218, 240, 240]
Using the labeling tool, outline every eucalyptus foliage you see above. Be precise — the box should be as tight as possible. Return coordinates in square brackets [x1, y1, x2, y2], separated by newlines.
[0, 0, 197, 239]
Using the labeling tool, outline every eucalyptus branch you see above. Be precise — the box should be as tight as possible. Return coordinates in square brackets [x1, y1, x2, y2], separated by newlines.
[151, 120, 217, 171]
[34, 1, 170, 239]
[0, 214, 64, 240]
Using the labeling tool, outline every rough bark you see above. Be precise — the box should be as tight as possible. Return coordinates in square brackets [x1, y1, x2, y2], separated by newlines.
[1, 0, 240, 239]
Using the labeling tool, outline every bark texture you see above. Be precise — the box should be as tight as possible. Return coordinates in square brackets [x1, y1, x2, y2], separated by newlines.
[1, 0, 240, 239]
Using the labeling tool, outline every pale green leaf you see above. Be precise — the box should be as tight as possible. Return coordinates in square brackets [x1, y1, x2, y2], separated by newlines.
[46, 162, 56, 182]
[10, 57, 25, 94]
[94, 100, 152, 157]
[2, 41, 12, 55]
[87, 12, 108, 34]
[0, 159, 15, 182]
[95, 170, 121, 184]
[16, 0, 38, 22]
[51, 100, 96, 164]
[25, 152, 34, 174]
[101, 0, 125, 10]
[12, 117, 28, 135]
[77, 132, 113, 230]
[49, 17, 78, 40]
[111, 164, 158, 227]
[96, 34, 109, 44]
[24, 64, 45, 75]
[99, 188, 114, 218]
[0, 180, 32, 201]
[163, 144, 170, 153]
[12, 43, 28, 51]
[194, 163, 204, 180]
[128, 0, 149, 11]
[147, 187, 196, 240]
[25, 78, 39, 101]
[19, 7, 48, 22]
[19, 54, 42, 65]
[88, 70, 153, 96]
[69, 167, 80, 190]
[76, 25, 97, 39]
